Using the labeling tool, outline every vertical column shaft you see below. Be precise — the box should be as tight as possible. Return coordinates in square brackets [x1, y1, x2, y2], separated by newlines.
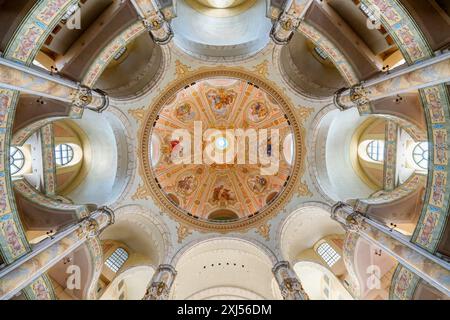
[331, 202, 450, 297]
[0, 207, 114, 300]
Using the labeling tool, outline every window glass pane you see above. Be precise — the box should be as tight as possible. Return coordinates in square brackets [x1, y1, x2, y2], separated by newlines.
[413, 142, 429, 170]
[314, 47, 328, 60]
[317, 242, 341, 267]
[366, 140, 384, 162]
[54, 144, 74, 166]
[9, 147, 25, 175]
[61, 3, 80, 22]
[360, 3, 378, 22]
[104, 248, 128, 273]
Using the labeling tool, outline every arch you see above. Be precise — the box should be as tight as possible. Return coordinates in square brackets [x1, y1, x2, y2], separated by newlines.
[309, 107, 374, 201]
[48, 239, 101, 300]
[186, 286, 266, 300]
[94, 32, 165, 99]
[0, 0, 77, 263]
[171, 0, 272, 60]
[279, 203, 345, 264]
[100, 265, 155, 300]
[352, 236, 398, 300]
[63, 109, 131, 205]
[309, 106, 428, 202]
[100, 204, 172, 266]
[278, 32, 347, 99]
[12, 178, 95, 243]
[293, 261, 353, 300]
[170, 237, 282, 300]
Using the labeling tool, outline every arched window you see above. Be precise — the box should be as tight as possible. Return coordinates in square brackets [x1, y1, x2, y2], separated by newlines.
[366, 140, 384, 162]
[413, 142, 429, 170]
[54, 144, 74, 166]
[10, 147, 25, 175]
[314, 47, 328, 60]
[61, 3, 80, 22]
[317, 242, 341, 267]
[105, 248, 128, 273]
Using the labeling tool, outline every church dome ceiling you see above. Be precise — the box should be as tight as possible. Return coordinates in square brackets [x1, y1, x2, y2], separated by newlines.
[139, 69, 305, 232]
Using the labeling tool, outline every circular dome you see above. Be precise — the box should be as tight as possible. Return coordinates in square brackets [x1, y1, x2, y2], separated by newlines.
[139, 69, 305, 232]
[196, 0, 248, 9]
[172, 0, 271, 59]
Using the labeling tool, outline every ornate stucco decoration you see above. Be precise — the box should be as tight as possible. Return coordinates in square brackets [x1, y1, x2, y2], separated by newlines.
[131, 183, 152, 201]
[175, 60, 192, 79]
[255, 222, 271, 241]
[296, 180, 312, 197]
[295, 106, 314, 124]
[349, 84, 370, 107]
[253, 60, 269, 78]
[177, 224, 193, 243]
[71, 85, 93, 109]
[137, 67, 307, 233]
[128, 107, 146, 123]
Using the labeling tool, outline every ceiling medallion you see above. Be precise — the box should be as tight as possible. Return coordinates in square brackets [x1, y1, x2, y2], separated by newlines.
[139, 68, 306, 232]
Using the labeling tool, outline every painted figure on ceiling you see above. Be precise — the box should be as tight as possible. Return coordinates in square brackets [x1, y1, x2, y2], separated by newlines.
[249, 102, 269, 122]
[175, 103, 195, 122]
[207, 88, 236, 116]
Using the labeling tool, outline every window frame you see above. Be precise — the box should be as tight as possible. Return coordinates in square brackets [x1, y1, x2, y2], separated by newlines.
[412, 142, 429, 170]
[366, 140, 384, 162]
[104, 248, 129, 273]
[9, 147, 25, 175]
[317, 242, 341, 268]
[54, 143, 75, 166]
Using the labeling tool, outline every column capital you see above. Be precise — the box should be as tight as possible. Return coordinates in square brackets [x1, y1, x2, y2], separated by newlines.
[142, 11, 174, 45]
[331, 201, 366, 232]
[79, 206, 115, 238]
[272, 261, 309, 300]
[333, 84, 370, 110]
[143, 264, 177, 300]
[349, 84, 370, 106]
[270, 12, 302, 45]
[71, 85, 93, 108]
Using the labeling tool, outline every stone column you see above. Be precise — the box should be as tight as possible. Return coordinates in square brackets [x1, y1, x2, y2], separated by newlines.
[130, 0, 174, 45]
[272, 261, 309, 300]
[0, 207, 114, 300]
[334, 52, 450, 110]
[142, 264, 177, 300]
[0, 57, 109, 112]
[331, 202, 450, 297]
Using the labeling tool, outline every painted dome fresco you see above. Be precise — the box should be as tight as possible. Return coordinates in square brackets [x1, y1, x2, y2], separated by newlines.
[140, 72, 303, 231]
[1, 0, 449, 303]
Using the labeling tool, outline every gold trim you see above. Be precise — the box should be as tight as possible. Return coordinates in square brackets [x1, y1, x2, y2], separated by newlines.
[138, 67, 306, 232]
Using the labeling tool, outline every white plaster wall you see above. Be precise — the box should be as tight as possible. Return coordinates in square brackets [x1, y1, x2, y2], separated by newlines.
[325, 108, 373, 200]
[172, 0, 271, 58]
[68, 111, 118, 205]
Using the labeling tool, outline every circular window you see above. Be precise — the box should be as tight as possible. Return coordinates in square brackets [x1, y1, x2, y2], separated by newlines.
[55, 144, 74, 166]
[413, 142, 429, 170]
[366, 140, 384, 162]
[9, 147, 25, 175]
